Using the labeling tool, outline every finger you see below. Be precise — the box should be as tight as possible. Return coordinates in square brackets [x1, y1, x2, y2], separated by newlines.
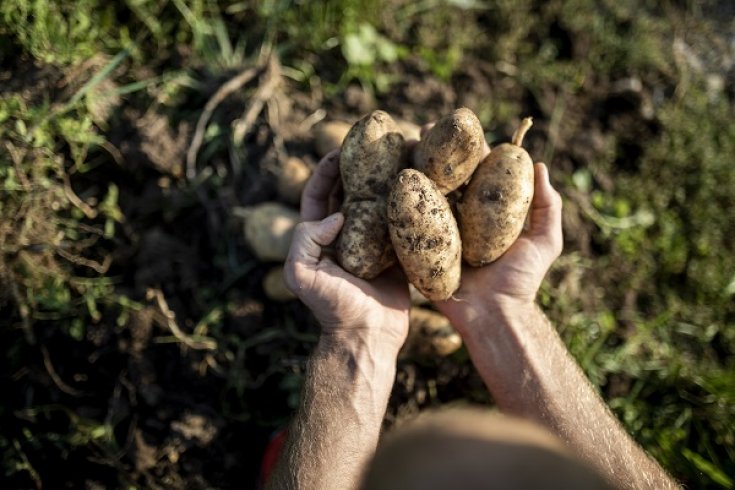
[291, 213, 344, 262]
[301, 150, 341, 221]
[327, 179, 344, 216]
[527, 163, 563, 259]
[285, 213, 344, 291]
[481, 139, 491, 159]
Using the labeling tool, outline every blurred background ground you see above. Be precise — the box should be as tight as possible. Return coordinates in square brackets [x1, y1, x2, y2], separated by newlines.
[1, 0, 734, 488]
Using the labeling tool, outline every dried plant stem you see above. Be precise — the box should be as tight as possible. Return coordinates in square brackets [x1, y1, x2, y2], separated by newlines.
[186, 66, 260, 180]
[511, 117, 533, 147]
[147, 288, 217, 350]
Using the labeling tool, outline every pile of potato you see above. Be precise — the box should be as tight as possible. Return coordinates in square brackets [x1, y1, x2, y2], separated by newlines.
[338, 108, 534, 301]
[237, 108, 534, 359]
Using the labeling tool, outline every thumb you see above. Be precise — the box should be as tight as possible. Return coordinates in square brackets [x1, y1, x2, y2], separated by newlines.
[285, 212, 344, 291]
[527, 163, 563, 261]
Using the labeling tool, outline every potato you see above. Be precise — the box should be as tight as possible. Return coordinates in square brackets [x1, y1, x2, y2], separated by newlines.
[414, 108, 485, 195]
[396, 118, 421, 141]
[409, 284, 430, 306]
[459, 117, 535, 266]
[277, 157, 312, 205]
[336, 201, 395, 279]
[387, 169, 461, 301]
[335, 111, 406, 280]
[236, 202, 300, 262]
[401, 307, 462, 359]
[340, 110, 406, 200]
[314, 120, 352, 158]
[263, 266, 296, 301]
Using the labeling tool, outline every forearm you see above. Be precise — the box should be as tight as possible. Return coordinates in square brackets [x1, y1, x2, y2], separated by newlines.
[266, 332, 397, 490]
[463, 301, 678, 490]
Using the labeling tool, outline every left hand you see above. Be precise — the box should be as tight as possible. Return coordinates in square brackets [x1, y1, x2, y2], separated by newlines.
[284, 150, 410, 354]
[434, 162, 563, 338]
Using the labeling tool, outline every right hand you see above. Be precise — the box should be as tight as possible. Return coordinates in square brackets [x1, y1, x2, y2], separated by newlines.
[434, 163, 563, 336]
[284, 150, 411, 355]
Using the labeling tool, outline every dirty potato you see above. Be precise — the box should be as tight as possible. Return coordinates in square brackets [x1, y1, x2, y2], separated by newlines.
[401, 307, 463, 359]
[340, 110, 406, 200]
[459, 117, 535, 266]
[414, 107, 485, 194]
[396, 118, 421, 141]
[262, 266, 296, 302]
[337, 200, 396, 279]
[238, 202, 300, 262]
[387, 169, 461, 301]
[314, 120, 352, 158]
[276, 157, 312, 205]
[409, 284, 430, 306]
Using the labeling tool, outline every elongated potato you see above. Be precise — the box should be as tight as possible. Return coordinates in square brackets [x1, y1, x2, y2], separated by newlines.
[459, 118, 535, 266]
[340, 110, 406, 200]
[337, 201, 395, 279]
[387, 169, 461, 301]
[414, 108, 485, 194]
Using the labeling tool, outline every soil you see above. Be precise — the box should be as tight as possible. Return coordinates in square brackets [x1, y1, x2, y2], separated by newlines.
[1, 66, 633, 490]
[4, 21, 729, 487]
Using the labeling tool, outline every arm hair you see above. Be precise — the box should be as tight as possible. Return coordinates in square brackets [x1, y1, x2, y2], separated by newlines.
[464, 304, 680, 490]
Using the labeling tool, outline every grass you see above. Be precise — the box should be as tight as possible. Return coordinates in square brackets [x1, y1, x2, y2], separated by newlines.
[1, 0, 733, 488]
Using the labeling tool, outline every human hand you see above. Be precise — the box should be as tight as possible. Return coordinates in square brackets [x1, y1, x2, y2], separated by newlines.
[284, 150, 410, 354]
[434, 162, 563, 335]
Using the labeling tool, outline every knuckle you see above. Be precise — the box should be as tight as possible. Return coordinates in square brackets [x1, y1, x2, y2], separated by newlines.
[293, 221, 311, 239]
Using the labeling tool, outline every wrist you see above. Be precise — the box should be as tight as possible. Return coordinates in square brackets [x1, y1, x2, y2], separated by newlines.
[456, 296, 537, 347]
[317, 329, 400, 367]
[319, 315, 408, 359]
[443, 293, 534, 337]
[455, 302, 550, 406]
[313, 331, 398, 419]
[316, 329, 399, 381]
[484, 294, 536, 313]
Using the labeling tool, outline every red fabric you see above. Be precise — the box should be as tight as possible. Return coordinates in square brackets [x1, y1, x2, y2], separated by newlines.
[260, 428, 288, 486]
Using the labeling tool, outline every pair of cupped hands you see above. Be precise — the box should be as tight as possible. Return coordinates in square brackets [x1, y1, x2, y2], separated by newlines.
[284, 132, 563, 357]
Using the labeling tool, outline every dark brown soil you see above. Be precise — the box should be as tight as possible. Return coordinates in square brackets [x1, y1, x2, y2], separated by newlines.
[1, 43, 704, 489]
